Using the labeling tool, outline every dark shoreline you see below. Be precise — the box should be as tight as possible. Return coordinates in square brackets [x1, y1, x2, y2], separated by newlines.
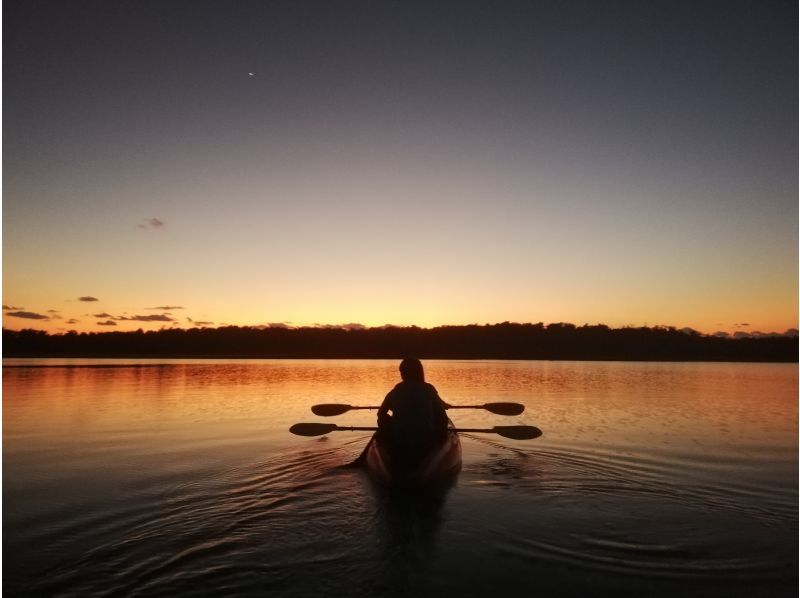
[4, 323, 797, 363]
[3, 358, 798, 365]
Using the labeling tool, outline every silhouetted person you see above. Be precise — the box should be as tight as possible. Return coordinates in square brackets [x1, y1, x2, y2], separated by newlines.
[377, 358, 449, 469]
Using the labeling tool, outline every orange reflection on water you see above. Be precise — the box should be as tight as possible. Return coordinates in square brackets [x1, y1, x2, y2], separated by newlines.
[426, 360, 798, 456]
[3, 358, 796, 598]
[5, 359, 796, 462]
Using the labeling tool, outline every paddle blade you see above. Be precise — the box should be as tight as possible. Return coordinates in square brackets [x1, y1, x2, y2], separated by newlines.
[482, 402, 525, 416]
[311, 404, 352, 416]
[290, 423, 338, 437]
[492, 425, 543, 440]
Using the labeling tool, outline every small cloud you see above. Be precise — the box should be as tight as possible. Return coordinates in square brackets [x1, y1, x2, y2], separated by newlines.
[139, 218, 165, 230]
[116, 314, 175, 322]
[5, 311, 49, 320]
[310, 323, 366, 330]
[93, 312, 113, 318]
[66, 318, 80, 324]
[79, 296, 99, 302]
[254, 322, 293, 329]
[147, 305, 183, 310]
[3, 305, 24, 310]
[97, 320, 117, 326]
[192, 321, 214, 326]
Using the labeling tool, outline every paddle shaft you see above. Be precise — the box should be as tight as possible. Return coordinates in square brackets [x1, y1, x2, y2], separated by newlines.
[327, 425, 521, 434]
[291, 421, 541, 439]
[311, 401, 524, 416]
[332, 426, 381, 432]
[323, 405, 506, 410]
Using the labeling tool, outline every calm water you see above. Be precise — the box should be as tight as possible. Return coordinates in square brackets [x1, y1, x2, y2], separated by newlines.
[3, 359, 797, 597]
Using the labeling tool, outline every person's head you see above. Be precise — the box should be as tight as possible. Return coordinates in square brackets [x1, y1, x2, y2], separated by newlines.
[399, 358, 425, 383]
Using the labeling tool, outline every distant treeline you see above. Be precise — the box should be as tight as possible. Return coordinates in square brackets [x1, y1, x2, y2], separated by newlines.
[3, 323, 797, 362]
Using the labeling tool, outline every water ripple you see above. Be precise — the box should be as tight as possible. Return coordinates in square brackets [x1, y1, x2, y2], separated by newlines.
[27, 443, 369, 597]
[462, 435, 797, 528]
[5, 360, 797, 597]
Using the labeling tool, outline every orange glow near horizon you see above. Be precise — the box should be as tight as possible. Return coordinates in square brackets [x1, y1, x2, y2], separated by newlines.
[3, 221, 798, 337]
[4, 172, 796, 337]
[2, 289, 797, 337]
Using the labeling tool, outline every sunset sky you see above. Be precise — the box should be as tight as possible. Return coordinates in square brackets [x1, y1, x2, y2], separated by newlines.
[3, 0, 797, 335]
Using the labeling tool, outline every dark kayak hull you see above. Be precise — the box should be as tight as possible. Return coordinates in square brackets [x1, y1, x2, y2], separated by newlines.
[364, 430, 462, 489]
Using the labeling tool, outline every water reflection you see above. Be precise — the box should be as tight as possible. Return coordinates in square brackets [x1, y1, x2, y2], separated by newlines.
[3, 359, 797, 597]
[372, 488, 450, 597]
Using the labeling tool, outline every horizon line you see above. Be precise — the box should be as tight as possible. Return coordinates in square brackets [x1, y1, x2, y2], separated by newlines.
[4, 321, 798, 339]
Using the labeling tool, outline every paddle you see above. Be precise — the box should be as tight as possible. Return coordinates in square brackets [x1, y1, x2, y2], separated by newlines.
[311, 401, 525, 417]
[290, 423, 542, 440]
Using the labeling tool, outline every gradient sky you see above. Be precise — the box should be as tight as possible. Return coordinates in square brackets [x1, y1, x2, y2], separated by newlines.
[3, 0, 797, 334]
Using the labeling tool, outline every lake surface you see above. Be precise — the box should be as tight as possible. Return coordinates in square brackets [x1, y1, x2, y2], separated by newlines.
[3, 359, 797, 596]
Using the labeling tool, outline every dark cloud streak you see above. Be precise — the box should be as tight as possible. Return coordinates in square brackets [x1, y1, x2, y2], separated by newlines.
[116, 314, 175, 322]
[138, 218, 165, 230]
[90, 313, 176, 322]
[7, 311, 49, 320]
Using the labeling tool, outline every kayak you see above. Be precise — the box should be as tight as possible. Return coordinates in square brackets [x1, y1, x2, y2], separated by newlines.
[364, 427, 462, 489]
